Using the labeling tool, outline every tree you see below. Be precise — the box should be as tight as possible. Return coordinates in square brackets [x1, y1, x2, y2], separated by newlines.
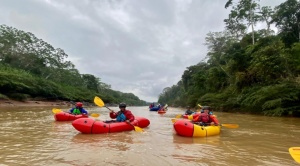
[258, 6, 274, 36]
[272, 0, 300, 46]
[224, 0, 261, 44]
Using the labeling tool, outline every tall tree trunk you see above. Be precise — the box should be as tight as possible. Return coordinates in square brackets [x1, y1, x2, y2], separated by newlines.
[250, 0, 255, 45]
[298, 23, 300, 42]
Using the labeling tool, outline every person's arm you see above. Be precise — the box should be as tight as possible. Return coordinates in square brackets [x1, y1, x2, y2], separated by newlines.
[192, 114, 200, 122]
[69, 108, 74, 114]
[125, 110, 135, 122]
[210, 115, 219, 125]
[81, 108, 88, 115]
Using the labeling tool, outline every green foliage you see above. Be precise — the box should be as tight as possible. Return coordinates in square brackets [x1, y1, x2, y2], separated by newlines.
[0, 93, 8, 99]
[248, 37, 289, 84]
[271, 0, 300, 46]
[0, 25, 146, 105]
[158, 0, 300, 117]
[289, 43, 300, 74]
[239, 83, 300, 116]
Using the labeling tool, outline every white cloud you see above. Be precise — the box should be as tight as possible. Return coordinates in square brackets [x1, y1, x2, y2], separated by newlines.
[0, 0, 286, 102]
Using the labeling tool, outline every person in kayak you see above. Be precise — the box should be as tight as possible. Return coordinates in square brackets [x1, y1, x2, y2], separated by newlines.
[69, 102, 88, 115]
[149, 103, 154, 109]
[192, 106, 219, 126]
[109, 103, 135, 122]
[158, 104, 168, 111]
[200, 106, 213, 115]
[184, 106, 194, 115]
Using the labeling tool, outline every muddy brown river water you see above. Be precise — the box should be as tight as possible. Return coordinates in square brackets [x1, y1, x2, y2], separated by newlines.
[0, 106, 299, 166]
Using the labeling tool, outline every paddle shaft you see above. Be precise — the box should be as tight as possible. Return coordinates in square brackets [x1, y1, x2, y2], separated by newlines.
[105, 106, 112, 111]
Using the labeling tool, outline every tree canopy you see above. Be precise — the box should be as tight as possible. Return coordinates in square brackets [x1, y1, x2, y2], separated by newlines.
[0, 25, 146, 106]
[158, 0, 300, 116]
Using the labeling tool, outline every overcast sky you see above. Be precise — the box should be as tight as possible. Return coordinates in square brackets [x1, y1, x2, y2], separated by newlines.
[0, 0, 285, 102]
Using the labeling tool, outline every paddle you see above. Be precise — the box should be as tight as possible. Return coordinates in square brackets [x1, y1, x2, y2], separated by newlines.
[94, 96, 112, 110]
[52, 108, 100, 117]
[196, 104, 203, 112]
[170, 118, 239, 128]
[127, 122, 144, 132]
[93, 96, 144, 132]
[164, 104, 168, 109]
[289, 147, 300, 164]
[220, 124, 239, 128]
[52, 108, 62, 114]
[171, 118, 177, 123]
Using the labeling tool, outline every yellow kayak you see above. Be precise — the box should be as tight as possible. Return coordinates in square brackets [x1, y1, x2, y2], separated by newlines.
[173, 119, 221, 137]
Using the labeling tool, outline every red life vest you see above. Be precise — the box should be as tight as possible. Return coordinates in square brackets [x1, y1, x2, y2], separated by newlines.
[198, 113, 210, 123]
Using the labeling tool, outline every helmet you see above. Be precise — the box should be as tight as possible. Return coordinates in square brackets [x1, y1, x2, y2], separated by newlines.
[119, 102, 126, 108]
[202, 106, 211, 111]
[76, 102, 83, 108]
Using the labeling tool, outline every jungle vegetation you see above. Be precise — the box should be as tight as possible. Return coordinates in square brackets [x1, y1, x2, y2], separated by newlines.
[0, 25, 147, 106]
[158, 0, 300, 116]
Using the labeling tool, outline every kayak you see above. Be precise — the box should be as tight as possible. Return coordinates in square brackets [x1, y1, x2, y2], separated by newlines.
[158, 110, 166, 114]
[72, 116, 150, 134]
[173, 119, 221, 137]
[54, 112, 88, 121]
[149, 107, 160, 111]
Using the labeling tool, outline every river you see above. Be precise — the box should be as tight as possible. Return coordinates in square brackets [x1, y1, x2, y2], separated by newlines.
[0, 106, 299, 166]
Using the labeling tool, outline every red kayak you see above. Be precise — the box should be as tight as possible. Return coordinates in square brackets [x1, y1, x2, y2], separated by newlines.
[54, 112, 88, 121]
[72, 116, 150, 134]
[158, 110, 166, 114]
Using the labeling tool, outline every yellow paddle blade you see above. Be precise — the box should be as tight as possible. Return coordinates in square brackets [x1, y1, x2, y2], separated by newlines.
[197, 104, 202, 108]
[134, 126, 144, 132]
[289, 147, 300, 164]
[90, 113, 100, 118]
[171, 118, 177, 123]
[175, 114, 182, 118]
[221, 124, 239, 129]
[52, 108, 62, 114]
[94, 96, 105, 107]
[164, 104, 168, 108]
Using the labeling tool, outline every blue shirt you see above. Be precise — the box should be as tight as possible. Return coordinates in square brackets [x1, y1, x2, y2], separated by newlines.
[69, 107, 88, 115]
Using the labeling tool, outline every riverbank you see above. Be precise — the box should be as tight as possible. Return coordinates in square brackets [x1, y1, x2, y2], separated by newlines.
[0, 99, 73, 107]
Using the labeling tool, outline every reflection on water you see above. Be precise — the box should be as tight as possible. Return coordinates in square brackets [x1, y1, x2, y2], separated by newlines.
[72, 133, 134, 151]
[0, 106, 299, 165]
[173, 134, 221, 145]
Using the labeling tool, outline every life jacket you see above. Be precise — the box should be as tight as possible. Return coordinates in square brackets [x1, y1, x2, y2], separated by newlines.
[116, 112, 126, 122]
[199, 113, 210, 123]
[73, 108, 81, 115]
[185, 110, 194, 115]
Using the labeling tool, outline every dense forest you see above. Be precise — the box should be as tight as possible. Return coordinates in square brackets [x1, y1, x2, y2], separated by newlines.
[0, 25, 147, 106]
[158, 0, 300, 116]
